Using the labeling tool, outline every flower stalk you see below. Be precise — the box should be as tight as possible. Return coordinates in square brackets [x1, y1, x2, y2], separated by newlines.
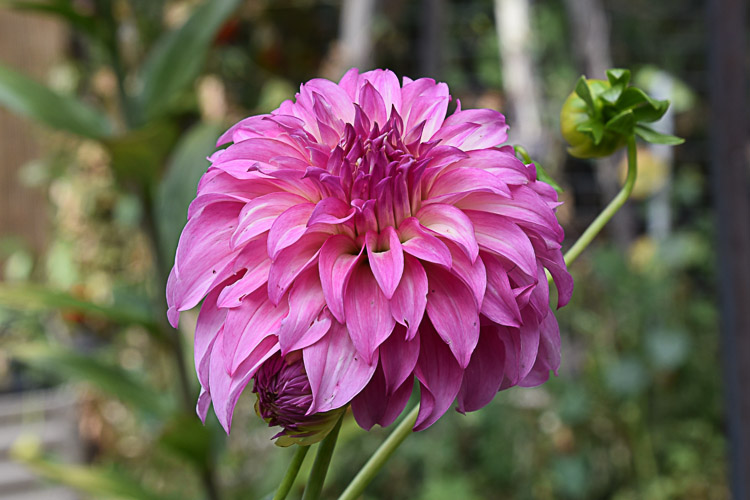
[562, 134, 638, 267]
[337, 404, 419, 500]
[273, 445, 310, 500]
[302, 413, 345, 500]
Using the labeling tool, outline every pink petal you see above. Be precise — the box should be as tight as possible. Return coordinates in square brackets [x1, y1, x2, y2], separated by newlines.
[464, 209, 537, 277]
[308, 197, 356, 226]
[209, 330, 278, 432]
[167, 201, 244, 325]
[231, 192, 308, 249]
[223, 287, 289, 374]
[278, 267, 330, 355]
[430, 108, 508, 150]
[519, 311, 561, 387]
[457, 324, 506, 413]
[267, 231, 328, 305]
[424, 263, 480, 368]
[344, 263, 396, 364]
[366, 227, 404, 299]
[360, 69, 402, 116]
[397, 217, 452, 268]
[318, 234, 363, 323]
[304, 321, 378, 413]
[389, 255, 428, 340]
[480, 252, 522, 327]
[351, 365, 413, 430]
[379, 324, 420, 391]
[216, 235, 272, 308]
[359, 81, 388, 127]
[416, 204, 478, 262]
[267, 203, 316, 260]
[497, 310, 541, 386]
[194, 276, 237, 389]
[427, 167, 511, 200]
[413, 322, 464, 431]
[443, 240, 486, 309]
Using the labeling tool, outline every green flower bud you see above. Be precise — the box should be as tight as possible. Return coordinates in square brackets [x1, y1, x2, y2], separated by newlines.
[561, 79, 626, 158]
[560, 69, 684, 159]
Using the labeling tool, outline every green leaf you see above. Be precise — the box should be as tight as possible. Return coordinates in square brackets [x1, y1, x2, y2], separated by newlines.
[135, 0, 242, 123]
[158, 413, 218, 469]
[0, 63, 112, 138]
[604, 109, 635, 136]
[102, 121, 179, 185]
[574, 76, 596, 111]
[616, 87, 669, 123]
[11, 441, 176, 500]
[156, 121, 223, 265]
[599, 84, 624, 105]
[576, 119, 604, 145]
[12, 344, 171, 417]
[0, 283, 158, 332]
[634, 124, 685, 145]
[606, 68, 631, 87]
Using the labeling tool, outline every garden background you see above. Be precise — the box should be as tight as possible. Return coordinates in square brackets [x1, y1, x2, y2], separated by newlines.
[0, 0, 745, 499]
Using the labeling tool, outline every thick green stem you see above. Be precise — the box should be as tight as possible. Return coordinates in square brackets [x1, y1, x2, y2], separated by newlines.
[562, 136, 639, 268]
[274, 446, 310, 500]
[337, 405, 419, 500]
[302, 413, 345, 500]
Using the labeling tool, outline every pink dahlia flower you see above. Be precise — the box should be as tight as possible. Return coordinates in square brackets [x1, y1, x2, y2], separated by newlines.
[167, 68, 573, 434]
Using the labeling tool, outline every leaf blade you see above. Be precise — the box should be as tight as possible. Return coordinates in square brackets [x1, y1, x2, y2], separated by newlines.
[0, 63, 112, 138]
[135, 0, 242, 123]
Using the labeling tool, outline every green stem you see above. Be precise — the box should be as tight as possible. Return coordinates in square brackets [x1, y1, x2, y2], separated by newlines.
[561, 136, 639, 268]
[337, 405, 419, 500]
[302, 413, 345, 500]
[274, 446, 310, 500]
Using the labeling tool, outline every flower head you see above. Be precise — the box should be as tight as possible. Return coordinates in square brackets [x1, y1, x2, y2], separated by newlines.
[167, 68, 573, 434]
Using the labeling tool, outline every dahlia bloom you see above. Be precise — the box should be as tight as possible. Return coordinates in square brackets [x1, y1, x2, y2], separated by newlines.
[167, 68, 573, 435]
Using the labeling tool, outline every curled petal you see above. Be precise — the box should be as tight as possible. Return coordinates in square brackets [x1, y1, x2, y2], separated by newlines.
[318, 234, 363, 323]
[304, 321, 378, 413]
[457, 325, 506, 413]
[366, 227, 404, 299]
[424, 263, 480, 368]
[416, 204, 479, 262]
[398, 217, 452, 268]
[344, 263, 396, 364]
[390, 255, 428, 340]
[414, 322, 464, 431]
[278, 267, 329, 355]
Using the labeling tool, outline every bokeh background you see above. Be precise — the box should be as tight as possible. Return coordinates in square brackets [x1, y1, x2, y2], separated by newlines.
[0, 0, 742, 499]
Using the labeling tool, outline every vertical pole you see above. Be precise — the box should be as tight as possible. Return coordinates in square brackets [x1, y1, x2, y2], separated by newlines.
[708, 0, 750, 498]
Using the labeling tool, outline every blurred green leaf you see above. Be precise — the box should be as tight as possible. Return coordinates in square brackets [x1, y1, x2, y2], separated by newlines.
[0, 63, 112, 138]
[102, 121, 179, 185]
[158, 413, 216, 469]
[0, 282, 158, 332]
[156, 121, 223, 264]
[12, 343, 171, 416]
[12, 438, 176, 500]
[135, 0, 242, 123]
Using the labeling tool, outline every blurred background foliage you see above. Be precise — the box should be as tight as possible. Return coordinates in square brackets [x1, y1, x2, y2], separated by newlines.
[0, 0, 723, 499]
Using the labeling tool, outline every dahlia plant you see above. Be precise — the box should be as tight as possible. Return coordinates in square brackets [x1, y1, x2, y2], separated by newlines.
[166, 68, 681, 499]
